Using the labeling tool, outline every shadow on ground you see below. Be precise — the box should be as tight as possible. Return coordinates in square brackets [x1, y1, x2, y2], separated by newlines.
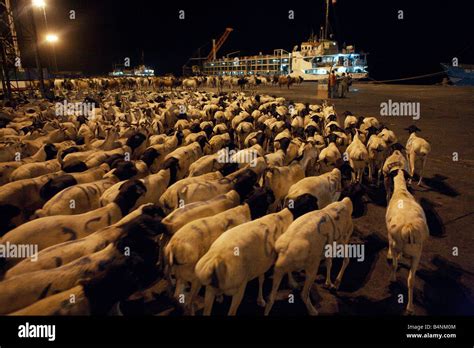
[422, 174, 460, 197]
[418, 255, 474, 315]
[419, 198, 446, 237]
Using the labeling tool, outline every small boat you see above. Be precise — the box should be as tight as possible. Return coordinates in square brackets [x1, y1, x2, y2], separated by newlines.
[441, 63, 474, 86]
[109, 64, 154, 77]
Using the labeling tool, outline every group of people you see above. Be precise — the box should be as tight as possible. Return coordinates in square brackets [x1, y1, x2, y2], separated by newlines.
[328, 71, 352, 98]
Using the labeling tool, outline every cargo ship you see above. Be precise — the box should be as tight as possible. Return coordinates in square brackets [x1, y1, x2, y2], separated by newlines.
[202, 37, 368, 81]
[200, 0, 368, 81]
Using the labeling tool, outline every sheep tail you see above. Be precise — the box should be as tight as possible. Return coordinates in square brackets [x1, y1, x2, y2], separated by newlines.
[401, 223, 418, 244]
[210, 258, 226, 289]
[197, 257, 226, 289]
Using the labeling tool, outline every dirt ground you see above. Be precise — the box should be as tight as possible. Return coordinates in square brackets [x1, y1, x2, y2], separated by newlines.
[127, 83, 474, 316]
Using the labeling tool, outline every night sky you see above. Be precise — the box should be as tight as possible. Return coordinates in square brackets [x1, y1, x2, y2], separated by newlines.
[13, 0, 474, 83]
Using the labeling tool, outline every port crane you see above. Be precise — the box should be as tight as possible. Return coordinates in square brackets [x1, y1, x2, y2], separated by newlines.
[206, 27, 233, 61]
[182, 27, 233, 75]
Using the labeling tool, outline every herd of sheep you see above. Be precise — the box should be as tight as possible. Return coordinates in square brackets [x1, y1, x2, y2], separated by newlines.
[0, 77, 432, 315]
[38, 75, 300, 94]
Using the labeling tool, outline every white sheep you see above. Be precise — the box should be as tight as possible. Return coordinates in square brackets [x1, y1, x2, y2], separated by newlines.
[265, 198, 354, 315]
[159, 171, 223, 213]
[263, 163, 305, 212]
[345, 130, 369, 183]
[285, 168, 342, 210]
[386, 170, 429, 314]
[165, 205, 251, 313]
[161, 190, 241, 235]
[405, 126, 431, 185]
[367, 134, 388, 186]
[4, 204, 163, 278]
[318, 135, 341, 172]
[378, 127, 398, 146]
[382, 150, 409, 202]
[195, 208, 298, 315]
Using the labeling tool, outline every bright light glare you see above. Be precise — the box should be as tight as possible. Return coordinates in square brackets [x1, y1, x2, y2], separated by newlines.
[45, 34, 58, 43]
[32, 0, 46, 8]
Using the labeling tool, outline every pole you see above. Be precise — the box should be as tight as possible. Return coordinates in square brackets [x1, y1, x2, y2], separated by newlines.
[324, 0, 329, 40]
[42, 6, 57, 73]
[0, 43, 12, 99]
[28, 5, 45, 96]
[51, 43, 58, 72]
[212, 39, 216, 60]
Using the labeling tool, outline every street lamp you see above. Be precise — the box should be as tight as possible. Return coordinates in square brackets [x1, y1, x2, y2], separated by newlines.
[32, 0, 59, 74]
[45, 34, 58, 43]
[45, 34, 58, 72]
[32, 0, 46, 8]
[29, 0, 47, 96]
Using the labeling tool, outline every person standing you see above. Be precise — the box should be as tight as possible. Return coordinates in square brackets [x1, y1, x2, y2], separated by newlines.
[327, 71, 331, 98]
[340, 73, 349, 98]
[347, 73, 353, 92]
[328, 70, 337, 98]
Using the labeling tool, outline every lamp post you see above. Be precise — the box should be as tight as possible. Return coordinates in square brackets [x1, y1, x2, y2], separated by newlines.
[32, 0, 58, 74]
[45, 33, 58, 72]
[29, 0, 45, 96]
[32, 0, 46, 7]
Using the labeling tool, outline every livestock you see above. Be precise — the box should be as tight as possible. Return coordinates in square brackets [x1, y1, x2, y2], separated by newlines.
[367, 134, 388, 186]
[345, 130, 369, 183]
[161, 190, 241, 235]
[34, 161, 139, 217]
[284, 168, 342, 211]
[386, 170, 429, 314]
[194, 196, 318, 315]
[278, 76, 295, 89]
[4, 204, 164, 278]
[265, 198, 354, 315]
[382, 149, 409, 202]
[177, 169, 257, 206]
[0, 214, 161, 314]
[0, 179, 147, 266]
[405, 125, 431, 185]
[0, 172, 65, 234]
[159, 171, 224, 213]
[0, 83, 437, 318]
[164, 188, 274, 314]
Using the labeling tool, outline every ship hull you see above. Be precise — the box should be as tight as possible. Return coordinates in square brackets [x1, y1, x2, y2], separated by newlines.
[441, 63, 474, 86]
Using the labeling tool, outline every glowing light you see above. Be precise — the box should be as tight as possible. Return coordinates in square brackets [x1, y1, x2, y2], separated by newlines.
[45, 34, 58, 43]
[32, 0, 46, 8]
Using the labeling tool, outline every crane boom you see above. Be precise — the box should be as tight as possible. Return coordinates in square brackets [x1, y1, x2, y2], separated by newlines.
[206, 27, 233, 61]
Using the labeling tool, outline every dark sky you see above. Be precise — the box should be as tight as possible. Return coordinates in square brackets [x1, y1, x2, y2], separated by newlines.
[13, 0, 474, 82]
